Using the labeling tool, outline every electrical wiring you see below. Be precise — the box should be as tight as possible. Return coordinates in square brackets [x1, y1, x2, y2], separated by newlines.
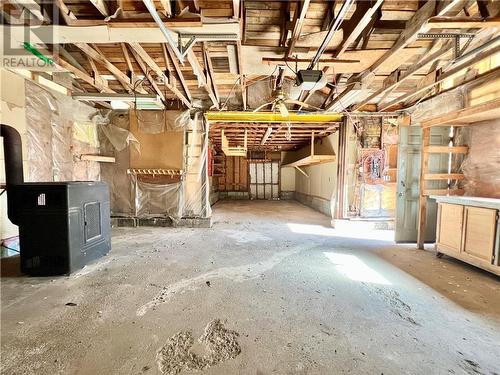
[219, 65, 280, 111]
[131, 67, 167, 126]
[284, 60, 297, 75]
[219, 76, 242, 111]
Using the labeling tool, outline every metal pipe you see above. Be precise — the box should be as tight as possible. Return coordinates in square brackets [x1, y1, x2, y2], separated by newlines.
[142, 0, 185, 62]
[206, 111, 343, 123]
[308, 0, 355, 70]
[1, 124, 24, 225]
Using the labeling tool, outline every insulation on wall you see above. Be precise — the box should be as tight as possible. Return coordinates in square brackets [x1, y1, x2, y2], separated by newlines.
[24, 80, 100, 182]
[462, 122, 500, 198]
[99, 109, 211, 220]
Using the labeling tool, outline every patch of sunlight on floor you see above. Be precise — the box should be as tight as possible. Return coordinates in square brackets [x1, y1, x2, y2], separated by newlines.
[324, 252, 391, 285]
[287, 223, 394, 241]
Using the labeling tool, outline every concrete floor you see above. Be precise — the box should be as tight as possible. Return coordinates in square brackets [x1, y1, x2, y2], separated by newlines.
[1, 200, 500, 375]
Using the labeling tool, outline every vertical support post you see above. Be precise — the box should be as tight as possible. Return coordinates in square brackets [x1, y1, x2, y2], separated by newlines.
[335, 118, 347, 219]
[311, 131, 315, 157]
[417, 127, 430, 249]
[201, 116, 210, 218]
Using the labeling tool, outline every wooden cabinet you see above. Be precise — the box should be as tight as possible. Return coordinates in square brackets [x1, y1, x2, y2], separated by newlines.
[462, 207, 497, 262]
[432, 196, 500, 276]
[437, 203, 463, 254]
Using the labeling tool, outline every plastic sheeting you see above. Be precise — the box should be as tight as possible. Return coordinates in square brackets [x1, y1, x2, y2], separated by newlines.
[180, 110, 212, 219]
[24, 80, 100, 182]
[409, 89, 465, 125]
[100, 109, 211, 220]
[99, 111, 135, 216]
[461, 122, 500, 198]
[136, 110, 165, 134]
[134, 179, 182, 218]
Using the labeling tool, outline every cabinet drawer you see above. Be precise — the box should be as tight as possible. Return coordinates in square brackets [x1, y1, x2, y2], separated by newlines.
[437, 203, 464, 253]
[462, 207, 497, 263]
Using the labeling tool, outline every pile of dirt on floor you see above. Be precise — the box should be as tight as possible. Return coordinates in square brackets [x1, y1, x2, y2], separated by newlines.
[156, 319, 241, 374]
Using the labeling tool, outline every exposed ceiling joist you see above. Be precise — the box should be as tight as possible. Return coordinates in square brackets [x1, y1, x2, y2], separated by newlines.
[126, 44, 167, 102]
[164, 43, 192, 101]
[354, 40, 454, 110]
[236, 41, 246, 110]
[379, 42, 500, 111]
[9, 0, 45, 21]
[89, 0, 109, 17]
[326, 0, 439, 110]
[186, 49, 219, 109]
[74, 43, 136, 94]
[203, 42, 221, 107]
[427, 16, 500, 29]
[128, 42, 192, 107]
[262, 57, 361, 65]
[260, 127, 273, 145]
[334, 0, 384, 58]
[286, 0, 311, 58]
[158, 0, 173, 17]
[53, 55, 115, 94]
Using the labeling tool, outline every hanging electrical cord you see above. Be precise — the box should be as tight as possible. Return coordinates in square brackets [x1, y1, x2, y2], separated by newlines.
[219, 65, 280, 111]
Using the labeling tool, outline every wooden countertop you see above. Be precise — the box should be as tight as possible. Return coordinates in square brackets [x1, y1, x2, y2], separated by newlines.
[430, 195, 500, 210]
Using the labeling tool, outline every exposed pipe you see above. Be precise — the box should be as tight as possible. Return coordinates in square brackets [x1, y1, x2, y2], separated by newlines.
[142, 0, 185, 62]
[0, 124, 24, 225]
[308, 0, 356, 70]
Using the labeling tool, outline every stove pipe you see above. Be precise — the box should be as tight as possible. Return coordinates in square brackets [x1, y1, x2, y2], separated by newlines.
[1, 124, 24, 225]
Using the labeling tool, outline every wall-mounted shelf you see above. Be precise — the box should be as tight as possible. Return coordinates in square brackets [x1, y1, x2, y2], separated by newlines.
[80, 154, 115, 163]
[127, 168, 183, 176]
[283, 155, 336, 168]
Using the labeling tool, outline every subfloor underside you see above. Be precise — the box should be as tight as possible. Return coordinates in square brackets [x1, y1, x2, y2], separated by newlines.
[1, 200, 500, 375]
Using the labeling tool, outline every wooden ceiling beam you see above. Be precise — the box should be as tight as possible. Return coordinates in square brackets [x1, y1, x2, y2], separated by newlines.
[379, 44, 500, 111]
[90, 0, 109, 17]
[334, 0, 384, 58]
[121, 42, 134, 75]
[186, 49, 219, 109]
[53, 55, 115, 94]
[354, 40, 453, 110]
[426, 16, 500, 29]
[263, 57, 360, 65]
[236, 41, 246, 110]
[164, 43, 192, 101]
[232, 0, 240, 19]
[286, 0, 311, 58]
[129, 42, 192, 107]
[74, 43, 137, 93]
[53, 0, 77, 24]
[158, 0, 173, 17]
[203, 42, 220, 107]
[326, 0, 439, 110]
[127, 43, 166, 102]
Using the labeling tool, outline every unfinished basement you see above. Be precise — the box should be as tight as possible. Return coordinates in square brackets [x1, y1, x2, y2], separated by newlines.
[1, 1, 500, 374]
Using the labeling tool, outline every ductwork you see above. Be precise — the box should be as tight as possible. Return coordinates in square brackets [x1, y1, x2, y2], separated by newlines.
[1, 124, 24, 224]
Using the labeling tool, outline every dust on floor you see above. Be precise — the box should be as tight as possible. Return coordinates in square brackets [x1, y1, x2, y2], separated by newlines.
[1, 200, 500, 375]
